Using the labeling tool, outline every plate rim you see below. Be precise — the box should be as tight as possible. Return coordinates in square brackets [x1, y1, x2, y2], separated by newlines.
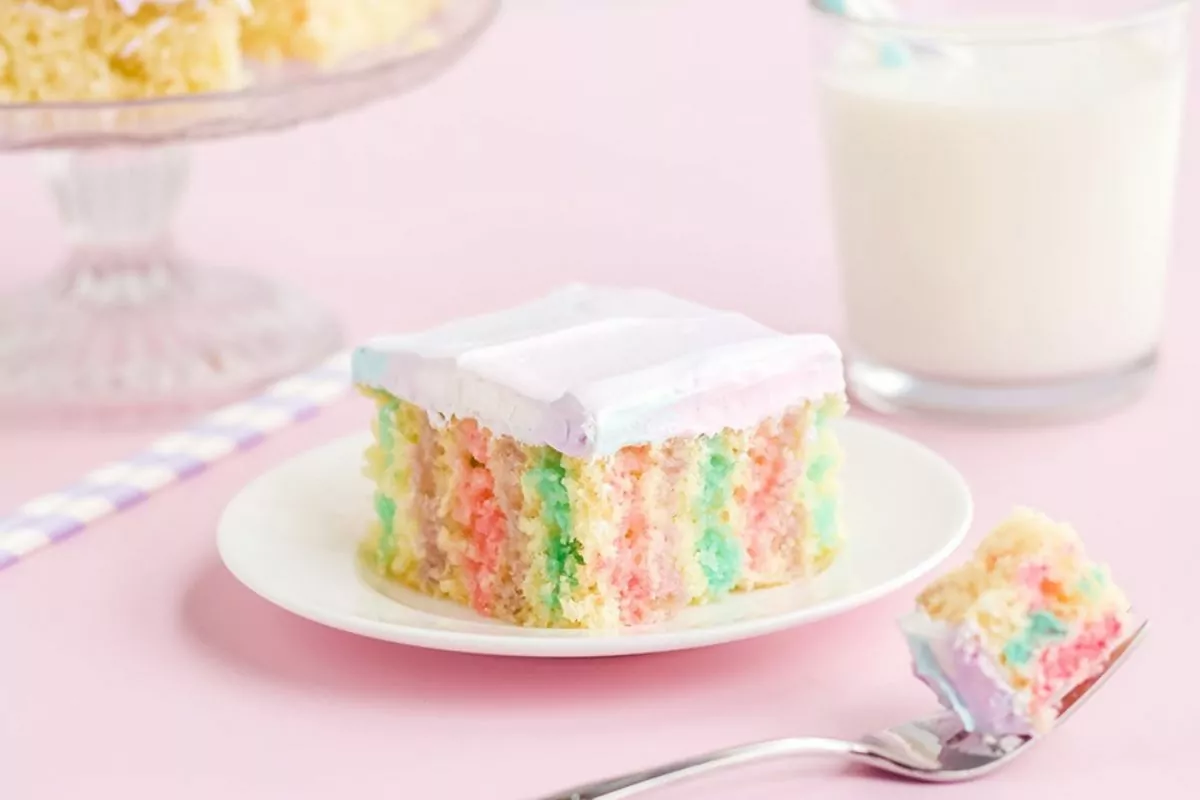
[217, 417, 973, 658]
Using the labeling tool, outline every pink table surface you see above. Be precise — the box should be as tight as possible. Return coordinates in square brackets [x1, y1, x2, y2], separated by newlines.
[2, 1, 1198, 797]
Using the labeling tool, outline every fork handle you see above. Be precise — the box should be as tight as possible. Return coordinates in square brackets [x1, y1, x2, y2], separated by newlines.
[532, 737, 869, 799]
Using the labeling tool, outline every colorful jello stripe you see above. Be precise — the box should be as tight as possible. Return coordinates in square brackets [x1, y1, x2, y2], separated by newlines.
[362, 394, 844, 628]
[458, 420, 508, 615]
[611, 446, 653, 624]
[373, 399, 400, 567]
[528, 448, 581, 616]
[745, 423, 785, 577]
[0, 352, 353, 574]
[802, 398, 846, 569]
[1034, 614, 1124, 701]
[696, 435, 742, 595]
[1002, 610, 1069, 666]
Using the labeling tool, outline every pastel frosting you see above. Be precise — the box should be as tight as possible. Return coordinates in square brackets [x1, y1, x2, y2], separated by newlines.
[902, 612, 1037, 735]
[351, 285, 845, 457]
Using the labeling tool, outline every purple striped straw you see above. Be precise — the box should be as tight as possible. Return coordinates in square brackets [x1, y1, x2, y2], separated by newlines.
[0, 353, 353, 571]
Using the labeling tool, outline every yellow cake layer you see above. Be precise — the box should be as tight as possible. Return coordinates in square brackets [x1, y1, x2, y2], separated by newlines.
[0, 0, 247, 102]
[0, 0, 442, 103]
[916, 508, 1131, 653]
[241, 0, 442, 65]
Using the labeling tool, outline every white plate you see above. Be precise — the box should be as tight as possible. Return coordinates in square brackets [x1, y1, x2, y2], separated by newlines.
[217, 419, 972, 657]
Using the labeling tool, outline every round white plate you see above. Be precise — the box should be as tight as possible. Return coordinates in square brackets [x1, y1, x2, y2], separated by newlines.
[217, 419, 972, 657]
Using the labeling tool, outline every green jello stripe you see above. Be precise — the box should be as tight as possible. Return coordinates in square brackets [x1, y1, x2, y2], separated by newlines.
[528, 450, 580, 615]
[806, 453, 836, 484]
[1029, 610, 1068, 638]
[1002, 610, 1070, 666]
[813, 497, 839, 547]
[375, 400, 399, 567]
[375, 492, 396, 541]
[696, 436, 741, 594]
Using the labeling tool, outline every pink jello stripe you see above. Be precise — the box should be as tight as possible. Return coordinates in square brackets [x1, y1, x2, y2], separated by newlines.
[745, 425, 784, 575]
[612, 447, 653, 625]
[459, 420, 506, 614]
[660, 444, 689, 606]
[1036, 614, 1126, 703]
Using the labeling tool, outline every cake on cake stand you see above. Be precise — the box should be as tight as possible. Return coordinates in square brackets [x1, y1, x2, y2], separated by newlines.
[0, 0, 499, 422]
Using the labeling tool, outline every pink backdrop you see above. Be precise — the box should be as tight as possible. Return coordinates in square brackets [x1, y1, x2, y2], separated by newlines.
[1, 1, 1196, 797]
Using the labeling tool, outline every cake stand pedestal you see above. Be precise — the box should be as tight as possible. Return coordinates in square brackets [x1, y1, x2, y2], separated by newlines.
[0, 0, 498, 423]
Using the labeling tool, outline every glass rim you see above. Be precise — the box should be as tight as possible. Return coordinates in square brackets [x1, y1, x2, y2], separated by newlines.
[807, 0, 1191, 44]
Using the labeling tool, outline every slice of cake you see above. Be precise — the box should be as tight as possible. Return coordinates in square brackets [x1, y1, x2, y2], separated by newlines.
[0, 0, 249, 102]
[903, 509, 1132, 735]
[241, 0, 442, 65]
[351, 285, 847, 629]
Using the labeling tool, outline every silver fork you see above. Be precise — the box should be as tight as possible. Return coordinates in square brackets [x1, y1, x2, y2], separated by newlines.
[534, 621, 1148, 799]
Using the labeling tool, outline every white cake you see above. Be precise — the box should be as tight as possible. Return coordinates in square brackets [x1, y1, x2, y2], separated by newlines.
[351, 285, 848, 628]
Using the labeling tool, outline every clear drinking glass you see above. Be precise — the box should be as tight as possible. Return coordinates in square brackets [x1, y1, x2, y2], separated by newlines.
[809, 0, 1190, 420]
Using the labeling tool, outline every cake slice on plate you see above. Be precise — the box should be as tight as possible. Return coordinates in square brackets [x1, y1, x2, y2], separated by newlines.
[903, 508, 1133, 735]
[351, 285, 848, 629]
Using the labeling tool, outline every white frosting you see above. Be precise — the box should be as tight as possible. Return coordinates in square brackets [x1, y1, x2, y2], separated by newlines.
[352, 285, 845, 457]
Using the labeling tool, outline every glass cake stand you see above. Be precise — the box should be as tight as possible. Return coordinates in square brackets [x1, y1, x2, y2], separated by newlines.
[0, 0, 499, 424]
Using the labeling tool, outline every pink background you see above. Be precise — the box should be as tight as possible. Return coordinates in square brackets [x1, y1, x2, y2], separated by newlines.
[1, 1, 1197, 796]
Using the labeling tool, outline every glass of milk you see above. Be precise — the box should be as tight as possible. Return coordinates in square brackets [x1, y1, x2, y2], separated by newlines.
[811, 0, 1190, 419]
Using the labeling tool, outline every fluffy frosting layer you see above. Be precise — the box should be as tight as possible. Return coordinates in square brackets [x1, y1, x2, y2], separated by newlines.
[352, 285, 845, 457]
[902, 612, 1038, 736]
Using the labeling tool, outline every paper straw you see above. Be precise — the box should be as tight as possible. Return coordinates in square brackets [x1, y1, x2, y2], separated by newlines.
[0, 352, 354, 572]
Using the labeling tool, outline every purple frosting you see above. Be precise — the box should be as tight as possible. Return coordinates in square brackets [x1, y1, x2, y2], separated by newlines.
[904, 613, 1036, 736]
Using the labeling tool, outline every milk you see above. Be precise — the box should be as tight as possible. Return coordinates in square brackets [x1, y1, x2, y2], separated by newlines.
[820, 31, 1186, 383]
